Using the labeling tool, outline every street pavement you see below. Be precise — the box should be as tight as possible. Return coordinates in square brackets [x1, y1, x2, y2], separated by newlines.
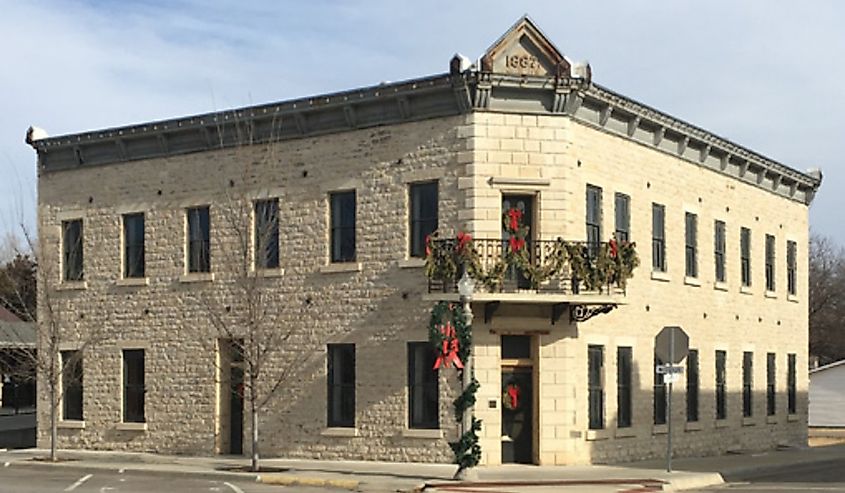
[689, 457, 845, 492]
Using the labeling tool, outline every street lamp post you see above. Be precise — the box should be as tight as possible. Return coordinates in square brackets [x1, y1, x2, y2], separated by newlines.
[456, 271, 476, 480]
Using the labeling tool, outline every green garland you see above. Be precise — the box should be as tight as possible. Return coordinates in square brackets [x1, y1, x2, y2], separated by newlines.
[428, 301, 482, 470]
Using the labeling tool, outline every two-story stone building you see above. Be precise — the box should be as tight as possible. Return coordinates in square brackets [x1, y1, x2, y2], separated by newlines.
[28, 17, 820, 465]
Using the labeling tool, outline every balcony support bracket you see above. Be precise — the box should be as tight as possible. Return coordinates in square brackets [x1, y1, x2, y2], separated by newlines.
[570, 304, 616, 323]
[484, 301, 501, 324]
[551, 303, 568, 325]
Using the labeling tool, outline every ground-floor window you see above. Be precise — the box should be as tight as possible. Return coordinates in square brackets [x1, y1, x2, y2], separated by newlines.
[653, 352, 666, 425]
[407, 342, 438, 429]
[686, 349, 699, 422]
[327, 344, 355, 427]
[742, 351, 753, 417]
[123, 349, 145, 423]
[767, 353, 776, 416]
[616, 347, 632, 428]
[587, 345, 604, 430]
[787, 353, 797, 414]
[716, 350, 727, 420]
[61, 350, 83, 421]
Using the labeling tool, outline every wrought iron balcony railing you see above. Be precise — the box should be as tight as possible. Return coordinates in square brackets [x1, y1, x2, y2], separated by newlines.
[424, 236, 639, 295]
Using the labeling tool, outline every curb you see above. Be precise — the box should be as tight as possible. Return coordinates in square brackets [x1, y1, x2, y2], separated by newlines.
[258, 474, 360, 490]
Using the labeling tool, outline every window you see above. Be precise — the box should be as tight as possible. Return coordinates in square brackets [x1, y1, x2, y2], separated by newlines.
[654, 352, 666, 425]
[586, 185, 602, 255]
[652, 203, 666, 272]
[123, 349, 145, 423]
[743, 351, 753, 418]
[686, 349, 699, 422]
[685, 212, 698, 278]
[254, 199, 280, 269]
[716, 350, 727, 420]
[767, 352, 776, 416]
[409, 182, 438, 258]
[741, 227, 751, 287]
[327, 344, 355, 427]
[617, 347, 632, 428]
[714, 220, 726, 283]
[62, 219, 84, 281]
[787, 241, 797, 295]
[787, 353, 797, 414]
[123, 213, 145, 278]
[765, 234, 776, 292]
[587, 345, 604, 430]
[61, 351, 83, 421]
[408, 342, 438, 429]
[330, 191, 356, 263]
[187, 207, 210, 273]
[614, 193, 630, 243]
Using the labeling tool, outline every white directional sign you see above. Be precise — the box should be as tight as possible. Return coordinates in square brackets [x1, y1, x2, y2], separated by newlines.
[663, 373, 681, 384]
[657, 364, 684, 375]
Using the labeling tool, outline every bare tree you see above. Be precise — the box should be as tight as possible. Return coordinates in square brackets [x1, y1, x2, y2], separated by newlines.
[193, 117, 329, 472]
[809, 233, 845, 366]
[0, 218, 104, 461]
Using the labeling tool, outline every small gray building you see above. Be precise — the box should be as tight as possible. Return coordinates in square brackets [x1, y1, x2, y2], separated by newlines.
[809, 360, 845, 427]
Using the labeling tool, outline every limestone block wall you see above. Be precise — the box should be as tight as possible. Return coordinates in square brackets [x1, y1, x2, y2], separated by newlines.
[36, 115, 470, 461]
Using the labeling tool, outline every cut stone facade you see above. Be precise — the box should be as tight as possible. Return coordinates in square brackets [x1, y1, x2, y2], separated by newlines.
[31, 17, 819, 465]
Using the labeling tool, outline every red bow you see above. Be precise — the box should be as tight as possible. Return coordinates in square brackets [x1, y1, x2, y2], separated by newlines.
[507, 208, 523, 232]
[609, 238, 618, 258]
[456, 231, 472, 253]
[433, 322, 463, 369]
[506, 384, 520, 408]
[425, 235, 432, 257]
[509, 235, 525, 252]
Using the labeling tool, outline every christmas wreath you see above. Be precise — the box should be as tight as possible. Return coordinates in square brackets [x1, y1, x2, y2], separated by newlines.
[502, 382, 521, 411]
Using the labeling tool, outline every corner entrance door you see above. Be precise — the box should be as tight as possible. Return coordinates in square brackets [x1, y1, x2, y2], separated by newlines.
[501, 366, 533, 463]
[502, 195, 534, 288]
[218, 339, 244, 455]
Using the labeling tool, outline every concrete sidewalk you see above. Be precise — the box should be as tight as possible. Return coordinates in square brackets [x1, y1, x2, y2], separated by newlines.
[1, 445, 840, 492]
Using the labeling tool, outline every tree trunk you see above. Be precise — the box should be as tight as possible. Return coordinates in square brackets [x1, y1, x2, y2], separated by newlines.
[251, 404, 259, 472]
[50, 384, 57, 462]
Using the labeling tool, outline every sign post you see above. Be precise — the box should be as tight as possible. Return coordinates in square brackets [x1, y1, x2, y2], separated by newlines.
[654, 326, 689, 473]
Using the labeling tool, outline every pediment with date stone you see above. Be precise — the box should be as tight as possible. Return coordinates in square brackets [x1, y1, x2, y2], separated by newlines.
[481, 16, 572, 78]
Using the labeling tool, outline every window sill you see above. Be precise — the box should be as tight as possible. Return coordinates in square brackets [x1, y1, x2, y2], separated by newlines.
[249, 268, 285, 278]
[320, 263, 362, 274]
[742, 417, 756, 427]
[685, 421, 702, 431]
[684, 276, 701, 287]
[652, 424, 668, 435]
[116, 422, 147, 431]
[585, 429, 609, 441]
[740, 286, 753, 295]
[766, 415, 778, 424]
[787, 414, 800, 422]
[398, 258, 426, 269]
[715, 419, 729, 428]
[116, 277, 149, 287]
[402, 428, 443, 439]
[614, 427, 636, 438]
[765, 291, 777, 299]
[321, 427, 359, 437]
[787, 294, 799, 303]
[714, 282, 728, 292]
[179, 272, 214, 283]
[650, 271, 671, 282]
[57, 281, 88, 291]
[58, 420, 85, 430]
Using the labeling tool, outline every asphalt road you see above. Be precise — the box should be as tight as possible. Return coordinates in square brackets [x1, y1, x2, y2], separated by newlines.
[0, 467, 329, 493]
[692, 458, 845, 492]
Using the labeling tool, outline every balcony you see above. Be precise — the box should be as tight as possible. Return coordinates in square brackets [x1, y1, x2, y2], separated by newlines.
[423, 235, 639, 324]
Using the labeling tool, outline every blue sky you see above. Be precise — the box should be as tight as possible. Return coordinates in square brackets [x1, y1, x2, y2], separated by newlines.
[1, 1, 842, 244]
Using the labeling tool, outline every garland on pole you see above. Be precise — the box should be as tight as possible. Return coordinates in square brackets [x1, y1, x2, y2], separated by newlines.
[428, 301, 481, 469]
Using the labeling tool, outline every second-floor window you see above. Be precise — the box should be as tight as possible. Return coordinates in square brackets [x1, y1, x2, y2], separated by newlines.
[62, 219, 84, 281]
[330, 191, 356, 263]
[787, 240, 797, 295]
[714, 220, 726, 283]
[123, 213, 145, 278]
[409, 182, 438, 258]
[741, 227, 752, 287]
[765, 234, 776, 292]
[187, 207, 210, 273]
[254, 199, 280, 269]
[586, 185, 602, 254]
[685, 212, 698, 278]
[614, 193, 630, 243]
[652, 203, 666, 272]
